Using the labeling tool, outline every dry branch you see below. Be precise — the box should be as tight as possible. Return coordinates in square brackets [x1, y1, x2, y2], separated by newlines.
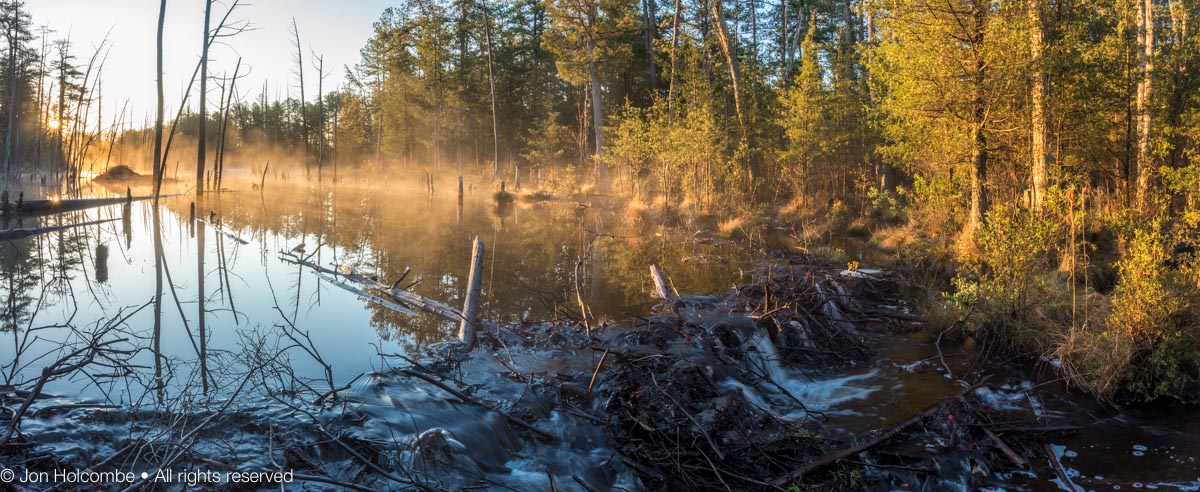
[770, 375, 993, 486]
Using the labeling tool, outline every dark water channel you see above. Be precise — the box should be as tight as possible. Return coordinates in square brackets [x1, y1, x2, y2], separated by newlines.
[1, 172, 1198, 490]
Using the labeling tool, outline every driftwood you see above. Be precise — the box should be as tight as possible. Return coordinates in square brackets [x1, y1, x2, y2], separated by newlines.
[0, 218, 118, 241]
[770, 375, 993, 486]
[280, 252, 463, 323]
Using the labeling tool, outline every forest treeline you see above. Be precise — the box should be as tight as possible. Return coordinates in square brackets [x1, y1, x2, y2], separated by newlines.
[2, 0, 1199, 400]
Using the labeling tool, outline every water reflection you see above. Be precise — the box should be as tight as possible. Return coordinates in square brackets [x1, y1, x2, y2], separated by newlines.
[94, 243, 108, 283]
[0, 240, 41, 333]
[0, 171, 756, 398]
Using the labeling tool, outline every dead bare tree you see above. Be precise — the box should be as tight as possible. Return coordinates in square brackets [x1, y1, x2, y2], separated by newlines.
[312, 52, 328, 180]
[197, 0, 214, 197]
[151, 0, 166, 199]
[153, 0, 250, 195]
[214, 57, 243, 190]
[291, 18, 310, 175]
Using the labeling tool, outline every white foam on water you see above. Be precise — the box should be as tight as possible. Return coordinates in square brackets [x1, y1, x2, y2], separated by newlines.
[1149, 481, 1200, 491]
[744, 332, 788, 383]
[776, 369, 881, 413]
[719, 379, 775, 412]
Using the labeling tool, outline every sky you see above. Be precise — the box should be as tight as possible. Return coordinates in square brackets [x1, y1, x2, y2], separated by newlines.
[25, 0, 393, 127]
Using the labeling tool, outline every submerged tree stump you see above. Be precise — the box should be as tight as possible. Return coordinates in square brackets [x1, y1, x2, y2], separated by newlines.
[460, 236, 485, 350]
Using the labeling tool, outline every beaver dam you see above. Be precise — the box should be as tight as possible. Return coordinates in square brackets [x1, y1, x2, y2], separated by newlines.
[1, 173, 1198, 491]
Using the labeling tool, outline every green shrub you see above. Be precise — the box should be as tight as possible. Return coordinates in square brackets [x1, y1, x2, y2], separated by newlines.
[950, 205, 1063, 349]
[1104, 224, 1200, 400]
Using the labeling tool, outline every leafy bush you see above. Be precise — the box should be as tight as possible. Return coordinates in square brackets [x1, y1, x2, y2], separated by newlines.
[949, 205, 1064, 349]
[1104, 224, 1200, 400]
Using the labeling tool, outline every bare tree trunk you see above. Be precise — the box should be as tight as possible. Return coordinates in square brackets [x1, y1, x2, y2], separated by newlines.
[35, 26, 48, 172]
[459, 236, 484, 351]
[967, 122, 989, 239]
[313, 53, 325, 180]
[1029, 0, 1047, 210]
[4, 3, 18, 187]
[588, 38, 605, 161]
[197, 0, 212, 197]
[668, 0, 682, 114]
[781, 0, 789, 87]
[56, 40, 67, 172]
[153, 0, 166, 198]
[484, 2, 500, 180]
[1135, 0, 1154, 206]
[710, 0, 744, 130]
[332, 91, 339, 182]
[751, 0, 759, 64]
[216, 58, 241, 191]
[965, 5, 989, 242]
[292, 18, 310, 176]
[643, 0, 657, 92]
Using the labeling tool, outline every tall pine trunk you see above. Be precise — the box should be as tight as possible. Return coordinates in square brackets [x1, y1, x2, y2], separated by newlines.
[710, 0, 744, 130]
[1135, 0, 1154, 206]
[667, 0, 682, 114]
[643, 0, 657, 92]
[965, 1, 990, 242]
[1029, 0, 1047, 210]
[484, 2, 500, 180]
[588, 37, 605, 171]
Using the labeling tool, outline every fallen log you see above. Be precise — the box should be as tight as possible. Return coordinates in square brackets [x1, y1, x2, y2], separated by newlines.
[2, 194, 169, 217]
[0, 218, 118, 241]
[195, 218, 250, 245]
[280, 252, 463, 323]
[770, 375, 993, 486]
[309, 269, 419, 316]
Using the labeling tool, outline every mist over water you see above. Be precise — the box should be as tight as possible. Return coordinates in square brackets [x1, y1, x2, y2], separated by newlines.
[0, 169, 756, 399]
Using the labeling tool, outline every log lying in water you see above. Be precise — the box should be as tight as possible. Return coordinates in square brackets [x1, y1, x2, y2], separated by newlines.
[770, 375, 993, 486]
[1, 193, 180, 218]
[280, 252, 464, 323]
[5, 196, 130, 216]
[195, 218, 250, 245]
[0, 218, 118, 241]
